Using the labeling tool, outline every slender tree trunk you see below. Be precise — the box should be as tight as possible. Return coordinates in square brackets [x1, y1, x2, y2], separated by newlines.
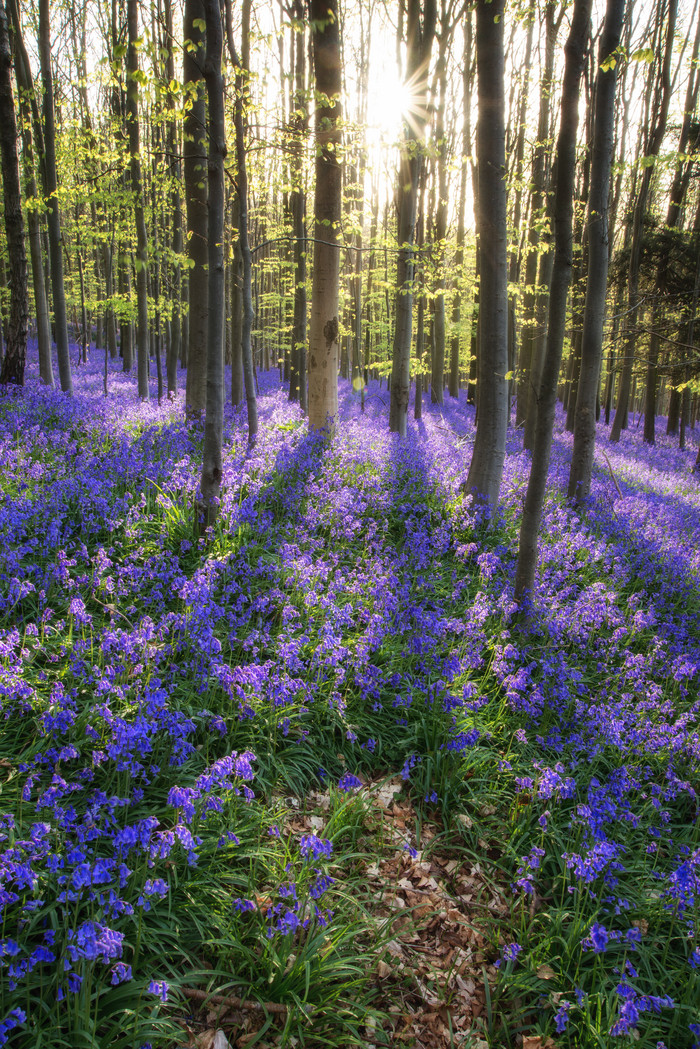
[506, 4, 533, 402]
[307, 0, 343, 431]
[230, 195, 244, 407]
[644, 11, 700, 444]
[430, 0, 450, 407]
[568, 0, 625, 502]
[414, 176, 427, 419]
[225, 0, 257, 443]
[450, 18, 473, 399]
[126, 0, 150, 400]
[0, 0, 28, 385]
[198, 0, 226, 527]
[514, 0, 591, 602]
[38, 0, 72, 393]
[184, 0, 208, 417]
[288, 0, 308, 410]
[463, 0, 508, 513]
[164, 0, 182, 399]
[389, 0, 437, 435]
[517, 0, 559, 443]
[610, 0, 677, 442]
[8, 0, 52, 385]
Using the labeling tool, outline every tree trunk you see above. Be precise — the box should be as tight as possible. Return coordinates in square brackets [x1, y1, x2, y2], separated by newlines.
[38, 0, 72, 393]
[307, 0, 343, 431]
[567, 0, 625, 502]
[198, 0, 226, 527]
[389, 0, 437, 436]
[184, 0, 209, 418]
[463, 0, 508, 514]
[610, 0, 677, 443]
[514, 0, 591, 603]
[517, 0, 559, 443]
[230, 195, 244, 407]
[288, 0, 308, 411]
[225, 0, 257, 444]
[430, 0, 450, 408]
[449, 17, 473, 399]
[0, 0, 28, 385]
[8, 0, 52, 385]
[126, 0, 150, 400]
[164, 0, 182, 399]
[643, 9, 700, 444]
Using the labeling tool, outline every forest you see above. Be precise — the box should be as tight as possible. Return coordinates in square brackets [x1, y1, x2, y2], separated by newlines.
[1, 0, 700, 1045]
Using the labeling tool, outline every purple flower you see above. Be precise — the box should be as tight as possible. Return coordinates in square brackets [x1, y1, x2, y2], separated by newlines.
[554, 1000, 571, 1033]
[501, 942, 522, 964]
[299, 834, 333, 861]
[110, 962, 132, 985]
[586, 922, 609, 954]
[148, 980, 169, 1002]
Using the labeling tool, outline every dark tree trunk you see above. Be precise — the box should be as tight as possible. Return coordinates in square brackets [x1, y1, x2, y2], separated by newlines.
[517, 0, 559, 444]
[198, 0, 226, 527]
[8, 0, 52, 385]
[643, 10, 700, 444]
[430, 0, 450, 407]
[127, 0, 150, 400]
[230, 195, 244, 407]
[567, 0, 625, 502]
[610, 0, 677, 442]
[164, 0, 182, 399]
[307, 0, 343, 431]
[184, 0, 209, 418]
[225, 0, 257, 444]
[288, 0, 307, 411]
[38, 0, 72, 393]
[389, 0, 437, 436]
[449, 16, 473, 399]
[463, 0, 508, 513]
[0, 0, 28, 385]
[514, 0, 591, 603]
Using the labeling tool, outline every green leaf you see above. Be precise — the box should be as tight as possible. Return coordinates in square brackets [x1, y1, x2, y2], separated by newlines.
[630, 46, 654, 64]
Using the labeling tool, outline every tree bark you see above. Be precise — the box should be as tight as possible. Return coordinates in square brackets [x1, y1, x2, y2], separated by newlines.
[514, 0, 591, 602]
[225, 0, 257, 444]
[430, 0, 451, 407]
[643, 9, 700, 444]
[198, 0, 226, 527]
[307, 0, 343, 431]
[463, 0, 508, 514]
[164, 0, 183, 399]
[610, 0, 677, 442]
[449, 16, 473, 399]
[0, 0, 27, 385]
[517, 0, 559, 444]
[126, 0, 150, 400]
[288, 0, 308, 411]
[567, 0, 625, 502]
[230, 195, 244, 407]
[389, 0, 437, 435]
[184, 0, 209, 418]
[38, 0, 72, 393]
[8, 0, 52, 385]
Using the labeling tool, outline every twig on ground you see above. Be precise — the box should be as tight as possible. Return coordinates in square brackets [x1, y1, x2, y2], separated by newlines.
[180, 986, 313, 1018]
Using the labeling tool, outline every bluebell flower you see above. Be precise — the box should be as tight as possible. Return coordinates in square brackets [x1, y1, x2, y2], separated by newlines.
[299, 834, 333, 861]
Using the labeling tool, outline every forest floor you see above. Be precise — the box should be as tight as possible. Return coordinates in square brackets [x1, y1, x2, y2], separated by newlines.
[1, 347, 699, 1049]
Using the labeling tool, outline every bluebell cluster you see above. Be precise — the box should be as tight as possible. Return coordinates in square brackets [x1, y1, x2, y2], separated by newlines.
[1, 349, 700, 1044]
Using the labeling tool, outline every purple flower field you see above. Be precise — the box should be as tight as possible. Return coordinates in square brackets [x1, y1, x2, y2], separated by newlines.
[1, 347, 699, 1047]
